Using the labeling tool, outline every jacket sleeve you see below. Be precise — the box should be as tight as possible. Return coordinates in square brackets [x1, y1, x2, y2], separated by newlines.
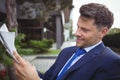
[37, 46, 76, 80]
[37, 70, 44, 79]
[92, 59, 120, 80]
[37, 48, 67, 80]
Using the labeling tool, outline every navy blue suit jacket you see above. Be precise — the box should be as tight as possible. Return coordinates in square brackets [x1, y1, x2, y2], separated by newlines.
[38, 43, 120, 80]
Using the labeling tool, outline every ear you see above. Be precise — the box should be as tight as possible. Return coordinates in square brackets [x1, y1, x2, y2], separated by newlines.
[100, 27, 109, 38]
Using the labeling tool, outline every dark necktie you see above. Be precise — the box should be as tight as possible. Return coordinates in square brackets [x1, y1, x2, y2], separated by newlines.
[56, 48, 86, 80]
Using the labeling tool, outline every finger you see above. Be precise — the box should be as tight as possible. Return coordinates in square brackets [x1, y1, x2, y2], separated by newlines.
[14, 68, 21, 79]
[26, 61, 31, 66]
[13, 51, 22, 62]
[14, 64, 26, 79]
[15, 70, 24, 80]
[13, 51, 26, 66]
[14, 61, 21, 73]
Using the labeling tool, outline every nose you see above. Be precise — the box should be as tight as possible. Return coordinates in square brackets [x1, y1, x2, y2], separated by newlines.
[75, 28, 82, 37]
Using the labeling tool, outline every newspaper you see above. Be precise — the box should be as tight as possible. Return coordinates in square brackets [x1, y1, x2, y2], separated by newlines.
[0, 23, 19, 63]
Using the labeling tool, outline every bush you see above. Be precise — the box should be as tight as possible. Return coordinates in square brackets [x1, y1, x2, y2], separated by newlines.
[17, 48, 34, 55]
[0, 42, 13, 66]
[15, 33, 35, 55]
[15, 33, 54, 54]
[29, 39, 53, 53]
[103, 33, 120, 48]
[15, 33, 26, 49]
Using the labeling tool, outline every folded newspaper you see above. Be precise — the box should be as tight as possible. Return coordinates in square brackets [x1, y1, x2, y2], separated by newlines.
[0, 23, 18, 63]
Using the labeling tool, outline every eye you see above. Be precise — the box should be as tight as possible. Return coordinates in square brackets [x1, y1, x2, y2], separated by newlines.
[81, 27, 90, 32]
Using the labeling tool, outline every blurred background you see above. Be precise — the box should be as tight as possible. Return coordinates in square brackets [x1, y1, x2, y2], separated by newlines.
[0, 0, 120, 80]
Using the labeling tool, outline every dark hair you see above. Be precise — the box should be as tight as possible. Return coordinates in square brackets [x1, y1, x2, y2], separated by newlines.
[80, 3, 114, 29]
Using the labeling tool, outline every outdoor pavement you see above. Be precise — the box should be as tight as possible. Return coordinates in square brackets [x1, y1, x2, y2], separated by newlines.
[22, 41, 76, 72]
[60, 41, 76, 49]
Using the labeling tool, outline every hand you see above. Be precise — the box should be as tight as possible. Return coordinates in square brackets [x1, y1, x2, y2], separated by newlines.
[13, 51, 41, 80]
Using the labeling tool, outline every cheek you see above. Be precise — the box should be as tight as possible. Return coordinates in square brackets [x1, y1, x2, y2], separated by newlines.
[83, 33, 93, 39]
[84, 33, 98, 42]
[88, 33, 100, 42]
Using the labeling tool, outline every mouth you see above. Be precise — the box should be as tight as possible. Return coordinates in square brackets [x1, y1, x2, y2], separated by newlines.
[76, 38, 84, 43]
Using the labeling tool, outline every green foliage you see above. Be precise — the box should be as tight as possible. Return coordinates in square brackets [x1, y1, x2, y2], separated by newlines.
[43, 0, 73, 10]
[0, 32, 54, 64]
[108, 28, 120, 34]
[0, 33, 26, 65]
[103, 28, 120, 48]
[15, 33, 35, 55]
[0, 43, 13, 66]
[15, 33, 26, 48]
[29, 39, 53, 53]
[17, 0, 73, 10]
[14, 33, 54, 55]
[47, 49, 60, 55]
[17, 48, 34, 55]
[9, 27, 17, 32]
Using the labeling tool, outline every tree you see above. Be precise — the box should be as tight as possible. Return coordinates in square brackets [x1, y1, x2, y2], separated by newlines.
[6, 0, 18, 31]
[108, 28, 120, 34]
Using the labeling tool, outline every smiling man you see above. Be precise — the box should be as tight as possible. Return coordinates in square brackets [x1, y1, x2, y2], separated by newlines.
[13, 3, 120, 80]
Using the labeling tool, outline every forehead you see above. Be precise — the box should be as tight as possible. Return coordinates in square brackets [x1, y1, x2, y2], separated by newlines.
[77, 16, 99, 30]
[77, 16, 95, 26]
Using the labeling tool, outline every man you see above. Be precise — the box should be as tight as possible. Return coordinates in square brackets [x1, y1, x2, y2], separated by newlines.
[13, 3, 120, 80]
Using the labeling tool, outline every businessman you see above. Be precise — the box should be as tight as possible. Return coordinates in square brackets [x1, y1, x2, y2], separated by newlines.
[13, 3, 120, 80]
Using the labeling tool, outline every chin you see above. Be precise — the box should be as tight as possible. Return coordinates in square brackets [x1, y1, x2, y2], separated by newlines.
[76, 42, 86, 48]
[76, 43, 82, 47]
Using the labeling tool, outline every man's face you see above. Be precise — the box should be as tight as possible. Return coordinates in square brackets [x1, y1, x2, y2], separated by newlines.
[75, 16, 105, 48]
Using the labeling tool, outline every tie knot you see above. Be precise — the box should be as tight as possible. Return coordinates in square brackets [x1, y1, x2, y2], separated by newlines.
[76, 48, 86, 56]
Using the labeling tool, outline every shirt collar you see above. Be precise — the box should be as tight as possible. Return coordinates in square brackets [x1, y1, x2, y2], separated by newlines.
[84, 41, 102, 52]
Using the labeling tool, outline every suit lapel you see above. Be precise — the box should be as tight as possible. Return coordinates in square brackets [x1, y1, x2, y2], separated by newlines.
[61, 43, 106, 80]
[51, 46, 78, 79]
[58, 47, 78, 70]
